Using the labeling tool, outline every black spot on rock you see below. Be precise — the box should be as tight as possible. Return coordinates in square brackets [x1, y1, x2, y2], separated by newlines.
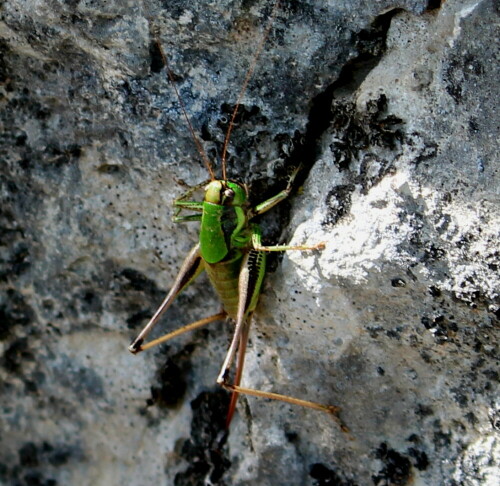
[175, 389, 231, 486]
[373, 443, 412, 485]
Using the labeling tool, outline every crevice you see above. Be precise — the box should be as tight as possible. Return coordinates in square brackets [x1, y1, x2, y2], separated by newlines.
[287, 8, 403, 188]
[425, 0, 444, 11]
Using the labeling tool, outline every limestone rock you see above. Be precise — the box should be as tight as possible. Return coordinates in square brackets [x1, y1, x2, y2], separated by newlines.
[1, 1, 498, 485]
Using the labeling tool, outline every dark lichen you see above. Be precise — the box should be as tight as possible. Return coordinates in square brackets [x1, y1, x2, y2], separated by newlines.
[309, 462, 358, 486]
[373, 443, 412, 486]
[174, 389, 231, 486]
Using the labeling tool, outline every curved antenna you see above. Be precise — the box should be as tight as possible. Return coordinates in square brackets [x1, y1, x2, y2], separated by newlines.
[220, 0, 280, 180]
[155, 40, 216, 180]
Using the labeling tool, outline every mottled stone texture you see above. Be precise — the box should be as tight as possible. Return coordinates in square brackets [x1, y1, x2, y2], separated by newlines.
[1, 0, 498, 485]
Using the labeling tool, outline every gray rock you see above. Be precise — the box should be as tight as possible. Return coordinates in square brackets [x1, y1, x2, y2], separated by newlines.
[1, 0, 498, 485]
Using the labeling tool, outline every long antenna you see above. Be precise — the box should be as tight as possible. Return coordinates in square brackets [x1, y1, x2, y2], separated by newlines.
[155, 40, 216, 181]
[220, 0, 280, 180]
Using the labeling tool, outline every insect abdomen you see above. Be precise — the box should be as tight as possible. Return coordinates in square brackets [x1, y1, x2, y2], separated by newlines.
[205, 251, 243, 320]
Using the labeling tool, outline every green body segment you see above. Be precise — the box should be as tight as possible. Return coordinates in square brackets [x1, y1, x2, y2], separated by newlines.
[199, 180, 249, 265]
[204, 247, 266, 320]
[205, 251, 243, 319]
[200, 202, 229, 264]
[195, 180, 265, 320]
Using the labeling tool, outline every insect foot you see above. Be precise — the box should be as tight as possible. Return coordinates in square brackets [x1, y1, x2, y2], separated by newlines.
[325, 405, 350, 434]
[128, 338, 143, 354]
[311, 241, 326, 250]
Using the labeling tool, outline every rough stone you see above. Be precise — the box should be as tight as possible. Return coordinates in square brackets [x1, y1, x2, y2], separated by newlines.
[1, 1, 498, 485]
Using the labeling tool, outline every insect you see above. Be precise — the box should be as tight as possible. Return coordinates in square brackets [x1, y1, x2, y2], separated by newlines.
[129, 0, 345, 430]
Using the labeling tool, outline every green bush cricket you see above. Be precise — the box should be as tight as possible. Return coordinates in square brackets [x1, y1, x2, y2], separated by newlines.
[129, 0, 345, 430]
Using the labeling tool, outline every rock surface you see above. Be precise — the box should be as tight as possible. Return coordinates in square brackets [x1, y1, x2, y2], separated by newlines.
[0, 0, 498, 485]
